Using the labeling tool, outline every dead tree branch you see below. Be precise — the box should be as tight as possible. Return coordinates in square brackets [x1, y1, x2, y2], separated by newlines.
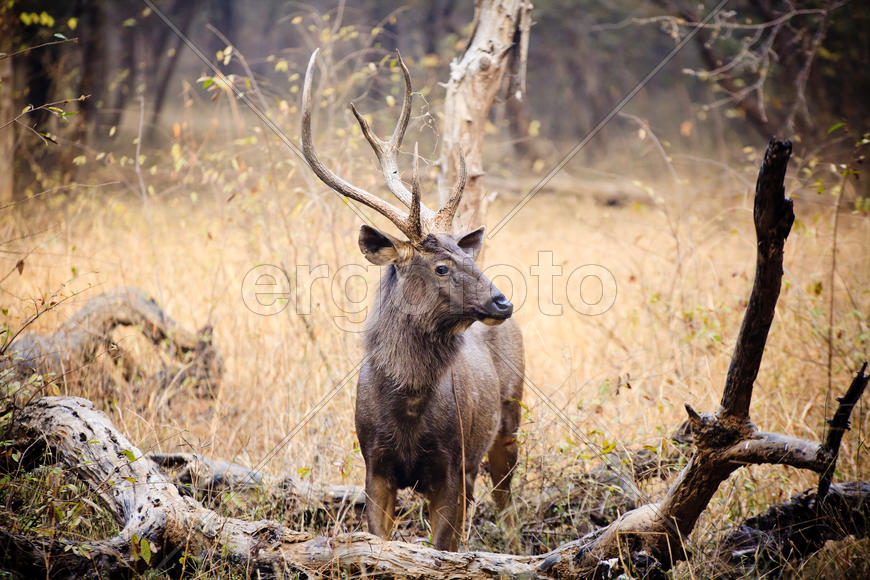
[719, 138, 794, 423]
[2, 143, 866, 578]
[535, 139, 865, 578]
[720, 481, 870, 573]
[818, 361, 870, 499]
[3, 396, 551, 578]
[2, 287, 221, 395]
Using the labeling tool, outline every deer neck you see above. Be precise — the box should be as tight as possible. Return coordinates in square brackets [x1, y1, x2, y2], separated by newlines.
[364, 267, 464, 393]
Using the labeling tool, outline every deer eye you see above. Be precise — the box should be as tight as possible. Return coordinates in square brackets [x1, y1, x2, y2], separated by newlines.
[435, 265, 449, 276]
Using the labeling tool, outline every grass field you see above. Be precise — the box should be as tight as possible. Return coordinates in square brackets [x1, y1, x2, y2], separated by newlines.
[2, 112, 869, 575]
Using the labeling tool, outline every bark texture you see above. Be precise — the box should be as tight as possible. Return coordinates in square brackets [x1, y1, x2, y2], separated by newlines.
[438, 0, 533, 231]
[2, 142, 867, 579]
[3, 396, 553, 578]
[720, 481, 870, 574]
[537, 139, 864, 578]
[2, 287, 222, 395]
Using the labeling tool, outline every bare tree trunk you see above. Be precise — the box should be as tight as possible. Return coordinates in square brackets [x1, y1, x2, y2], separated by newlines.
[107, 3, 137, 131]
[504, 10, 548, 165]
[148, 1, 196, 141]
[76, 1, 105, 145]
[424, 0, 457, 54]
[0, 27, 14, 205]
[438, 0, 532, 231]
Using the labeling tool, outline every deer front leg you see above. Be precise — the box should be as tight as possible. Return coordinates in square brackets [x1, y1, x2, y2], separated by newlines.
[365, 472, 397, 539]
[428, 478, 461, 551]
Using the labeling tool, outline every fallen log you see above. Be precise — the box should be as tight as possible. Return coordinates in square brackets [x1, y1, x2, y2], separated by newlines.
[1, 287, 221, 396]
[3, 396, 552, 578]
[148, 437, 689, 550]
[720, 481, 870, 575]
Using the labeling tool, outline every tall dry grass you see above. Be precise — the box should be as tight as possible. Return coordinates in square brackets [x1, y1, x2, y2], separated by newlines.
[2, 38, 868, 574]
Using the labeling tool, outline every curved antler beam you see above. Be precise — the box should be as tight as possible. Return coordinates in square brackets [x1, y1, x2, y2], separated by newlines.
[301, 49, 467, 240]
[300, 50, 421, 240]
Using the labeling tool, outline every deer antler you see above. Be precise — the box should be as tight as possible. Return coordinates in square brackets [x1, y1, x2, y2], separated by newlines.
[301, 49, 467, 241]
[432, 150, 466, 232]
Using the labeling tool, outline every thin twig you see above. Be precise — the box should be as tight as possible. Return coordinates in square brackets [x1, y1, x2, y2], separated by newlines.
[824, 169, 848, 438]
[0, 37, 78, 60]
[0, 96, 88, 131]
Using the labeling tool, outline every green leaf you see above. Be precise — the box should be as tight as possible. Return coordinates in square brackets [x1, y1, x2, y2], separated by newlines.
[53, 33, 67, 40]
[120, 449, 136, 462]
[140, 537, 152, 564]
[828, 122, 845, 134]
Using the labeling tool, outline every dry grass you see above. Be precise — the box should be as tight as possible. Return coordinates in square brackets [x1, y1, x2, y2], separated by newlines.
[2, 71, 869, 576]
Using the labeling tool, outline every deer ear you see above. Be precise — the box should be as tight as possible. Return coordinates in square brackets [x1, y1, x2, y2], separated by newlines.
[456, 226, 485, 260]
[359, 225, 406, 265]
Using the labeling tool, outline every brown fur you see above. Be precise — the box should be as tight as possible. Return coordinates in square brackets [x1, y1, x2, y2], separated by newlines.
[355, 226, 524, 550]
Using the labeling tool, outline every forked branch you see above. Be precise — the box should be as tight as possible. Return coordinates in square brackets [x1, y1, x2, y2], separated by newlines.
[542, 139, 867, 578]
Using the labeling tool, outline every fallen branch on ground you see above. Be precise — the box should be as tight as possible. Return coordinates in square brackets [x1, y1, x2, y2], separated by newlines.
[2, 287, 221, 395]
[720, 481, 870, 574]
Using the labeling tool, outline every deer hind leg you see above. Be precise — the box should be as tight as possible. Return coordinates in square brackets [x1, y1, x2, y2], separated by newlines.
[365, 473, 397, 540]
[488, 398, 521, 549]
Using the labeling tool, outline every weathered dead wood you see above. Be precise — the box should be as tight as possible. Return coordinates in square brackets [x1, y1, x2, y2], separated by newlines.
[438, 0, 533, 230]
[2, 287, 221, 395]
[149, 451, 368, 527]
[720, 481, 870, 574]
[719, 138, 795, 424]
[4, 141, 867, 577]
[818, 361, 869, 499]
[150, 438, 690, 551]
[532, 139, 868, 579]
[4, 396, 563, 578]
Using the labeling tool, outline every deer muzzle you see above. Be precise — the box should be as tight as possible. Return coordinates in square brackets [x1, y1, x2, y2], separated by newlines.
[479, 292, 513, 325]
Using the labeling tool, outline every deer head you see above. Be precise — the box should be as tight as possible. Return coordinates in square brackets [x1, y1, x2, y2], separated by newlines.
[301, 50, 512, 326]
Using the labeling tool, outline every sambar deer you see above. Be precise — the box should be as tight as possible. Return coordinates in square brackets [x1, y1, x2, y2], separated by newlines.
[301, 50, 524, 551]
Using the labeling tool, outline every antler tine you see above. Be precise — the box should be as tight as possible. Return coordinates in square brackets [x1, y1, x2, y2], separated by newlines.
[347, 51, 436, 224]
[409, 142, 423, 239]
[390, 50, 413, 151]
[433, 149, 467, 232]
[348, 50, 411, 158]
[301, 49, 421, 241]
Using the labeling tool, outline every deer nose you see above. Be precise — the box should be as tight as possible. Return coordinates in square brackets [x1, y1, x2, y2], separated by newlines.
[490, 293, 513, 316]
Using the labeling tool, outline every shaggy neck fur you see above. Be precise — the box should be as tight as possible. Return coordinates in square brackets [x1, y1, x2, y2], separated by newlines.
[364, 266, 466, 393]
